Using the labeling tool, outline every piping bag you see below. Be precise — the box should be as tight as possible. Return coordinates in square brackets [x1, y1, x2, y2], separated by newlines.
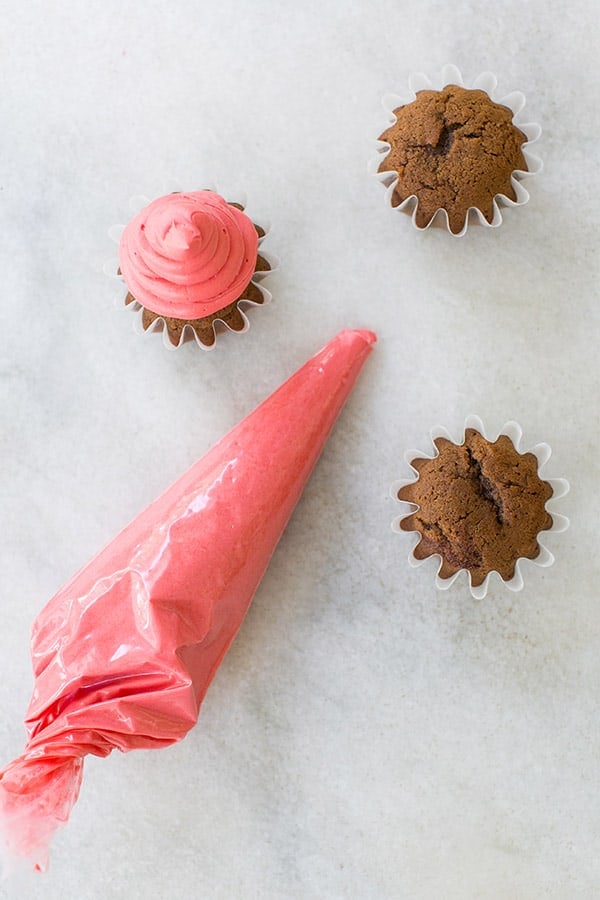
[0, 328, 376, 870]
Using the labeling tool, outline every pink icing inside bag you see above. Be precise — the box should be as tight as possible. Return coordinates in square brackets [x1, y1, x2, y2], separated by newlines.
[0, 329, 375, 870]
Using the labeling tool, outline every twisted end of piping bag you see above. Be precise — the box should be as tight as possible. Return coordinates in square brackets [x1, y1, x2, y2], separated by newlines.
[1, 755, 83, 873]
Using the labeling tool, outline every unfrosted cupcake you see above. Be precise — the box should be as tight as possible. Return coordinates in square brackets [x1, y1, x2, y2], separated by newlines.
[117, 189, 273, 349]
[372, 66, 542, 236]
[392, 417, 569, 599]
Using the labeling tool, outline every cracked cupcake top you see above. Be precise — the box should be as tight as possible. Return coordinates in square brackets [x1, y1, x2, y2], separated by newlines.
[378, 85, 528, 234]
[397, 429, 553, 587]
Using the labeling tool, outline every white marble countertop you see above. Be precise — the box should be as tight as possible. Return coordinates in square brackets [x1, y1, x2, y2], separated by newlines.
[1, 2, 599, 897]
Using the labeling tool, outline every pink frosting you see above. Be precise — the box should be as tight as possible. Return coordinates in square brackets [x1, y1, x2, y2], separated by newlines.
[118, 191, 259, 320]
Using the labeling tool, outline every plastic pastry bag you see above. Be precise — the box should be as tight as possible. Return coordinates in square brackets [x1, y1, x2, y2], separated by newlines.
[0, 329, 375, 871]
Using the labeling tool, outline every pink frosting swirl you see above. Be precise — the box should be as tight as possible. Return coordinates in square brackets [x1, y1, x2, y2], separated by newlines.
[118, 191, 259, 319]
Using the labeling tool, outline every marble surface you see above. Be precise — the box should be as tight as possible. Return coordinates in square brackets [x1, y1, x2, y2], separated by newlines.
[0, 1, 599, 897]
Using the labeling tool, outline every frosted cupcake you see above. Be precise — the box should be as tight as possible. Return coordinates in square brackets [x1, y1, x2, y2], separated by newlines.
[372, 66, 542, 236]
[392, 418, 569, 599]
[117, 190, 273, 349]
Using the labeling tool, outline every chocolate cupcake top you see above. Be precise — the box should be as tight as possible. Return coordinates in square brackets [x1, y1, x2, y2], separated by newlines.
[397, 428, 553, 587]
[378, 85, 528, 234]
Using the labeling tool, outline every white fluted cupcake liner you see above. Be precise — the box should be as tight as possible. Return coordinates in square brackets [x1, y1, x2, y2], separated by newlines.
[391, 415, 569, 599]
[369, 64, 542, 237]
[105, 179, 278, 351]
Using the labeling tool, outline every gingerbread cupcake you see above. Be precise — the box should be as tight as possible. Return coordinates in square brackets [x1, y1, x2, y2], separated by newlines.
[371, 65, 542, 236]
[112, 188, 274, 349]
[392, 417, 569, 599]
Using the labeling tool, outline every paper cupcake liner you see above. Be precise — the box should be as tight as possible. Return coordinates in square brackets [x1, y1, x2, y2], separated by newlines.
[105, 179, 278, 351]
[390, 415, 569, 599]
[369, 64, 543, 237]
